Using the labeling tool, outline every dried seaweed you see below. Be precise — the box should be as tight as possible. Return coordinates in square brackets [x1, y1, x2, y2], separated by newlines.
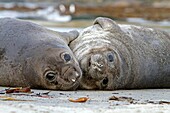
[109, 95, 170, 105]
[109, 96, 135, 103]
[0, 87, 52, 99]
[5, 87, 31, 93]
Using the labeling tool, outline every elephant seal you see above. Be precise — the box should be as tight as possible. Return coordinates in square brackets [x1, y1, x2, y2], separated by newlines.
[69, 17, 170, 90]
[0, 18, 82, 90]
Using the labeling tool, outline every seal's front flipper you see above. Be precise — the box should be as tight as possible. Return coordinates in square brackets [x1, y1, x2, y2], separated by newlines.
[93, 17, 121, 33]
[67, 30, 79, 43]
[59, 30, 79, 45]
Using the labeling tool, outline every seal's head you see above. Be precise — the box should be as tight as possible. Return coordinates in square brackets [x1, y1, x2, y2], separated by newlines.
[36, 46, 82, 90]
[72, 17, 128, 90]
[19, 28, 82, 90]
[79, 47, 120, 90]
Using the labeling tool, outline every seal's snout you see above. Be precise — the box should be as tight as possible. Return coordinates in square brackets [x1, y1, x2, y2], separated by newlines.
[62, 66, 81, 83]
[88, 54, 107, 79]
[69, 71, 80, 83]
[90, 54, 105, 72]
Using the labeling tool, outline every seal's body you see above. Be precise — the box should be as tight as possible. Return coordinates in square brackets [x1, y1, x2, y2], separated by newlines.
[70, 17, 170, 90]
[0, 18, 82, 90]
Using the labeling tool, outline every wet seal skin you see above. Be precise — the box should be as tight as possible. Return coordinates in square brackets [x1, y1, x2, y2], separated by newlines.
[69, 17, 170, 90]
[0, 18, 82, 90]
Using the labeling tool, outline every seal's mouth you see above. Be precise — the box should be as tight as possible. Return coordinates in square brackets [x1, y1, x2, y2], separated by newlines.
[58, 66, 81, 90]
[55, 75, 80, 90]
[44, 66, 80, 90]
[62, 66, 80, 83]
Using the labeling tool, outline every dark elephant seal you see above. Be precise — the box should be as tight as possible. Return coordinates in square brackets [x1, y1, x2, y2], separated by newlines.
[0, 18, 82, 90]
[69, 17, 170, 90]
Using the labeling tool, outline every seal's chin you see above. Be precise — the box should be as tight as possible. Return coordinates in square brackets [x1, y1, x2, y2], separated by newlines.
[60, 80, 80, 90]
[46, 76, 80, 90]
[79, 76, 109, 90]
[45, 82, 79, 90]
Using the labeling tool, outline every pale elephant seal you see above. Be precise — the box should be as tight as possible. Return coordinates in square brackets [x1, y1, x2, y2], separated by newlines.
[69, 17, 170, 90]
[0, 18, 82, 90]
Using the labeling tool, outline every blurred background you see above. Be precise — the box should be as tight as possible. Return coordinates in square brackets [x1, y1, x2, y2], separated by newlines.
[0, 0, 169, 32]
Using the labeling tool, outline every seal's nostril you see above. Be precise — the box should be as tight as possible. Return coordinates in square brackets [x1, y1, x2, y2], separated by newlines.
[94, 62, 102, 67]
[88, 61, 91, 67]
[97, 63, 103, 68]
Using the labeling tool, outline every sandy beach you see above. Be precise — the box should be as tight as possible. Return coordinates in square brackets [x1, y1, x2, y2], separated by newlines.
[0, 87, 170, 113]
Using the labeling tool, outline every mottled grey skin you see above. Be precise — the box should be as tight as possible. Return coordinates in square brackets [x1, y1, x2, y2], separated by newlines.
[70, 17, 170, 90]
[0, 18, 82, 90]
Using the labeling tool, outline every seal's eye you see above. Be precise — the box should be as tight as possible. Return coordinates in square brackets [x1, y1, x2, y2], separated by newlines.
[101, 77, 108, 87]
[64, 53, 71, 62]
[61, 53, 72, 62]
[45, 72, 56, 81]
[107, 54, 114, 62]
